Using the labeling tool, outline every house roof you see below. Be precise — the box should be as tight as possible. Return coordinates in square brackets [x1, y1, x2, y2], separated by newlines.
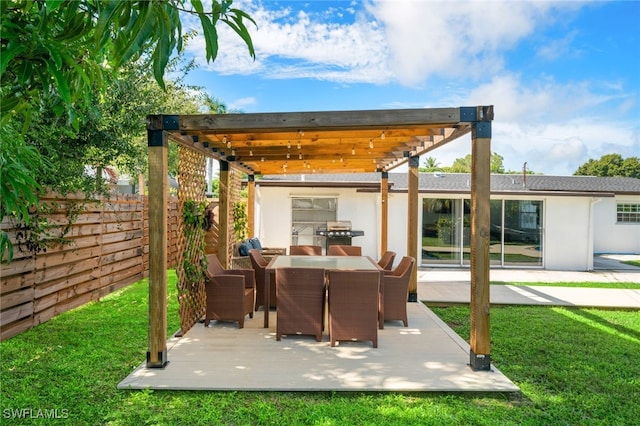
[258, 173, 640, 196]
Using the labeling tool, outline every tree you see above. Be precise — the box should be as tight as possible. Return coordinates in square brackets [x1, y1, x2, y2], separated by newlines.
[1, 0, 256, 262]
[574, 154, 640, 178]
[1, 0, 255, 130]
[433, 152, 506, 173]
[420, 157, 442, 172]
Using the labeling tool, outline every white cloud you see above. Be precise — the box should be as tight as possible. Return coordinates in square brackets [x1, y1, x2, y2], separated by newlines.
[230, 96, 257, 111]
[184, 1, 583, 86]
[180, 1, 637, 176]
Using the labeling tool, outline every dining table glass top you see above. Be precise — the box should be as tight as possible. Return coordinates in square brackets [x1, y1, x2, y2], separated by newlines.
[268, 255, 379, 270]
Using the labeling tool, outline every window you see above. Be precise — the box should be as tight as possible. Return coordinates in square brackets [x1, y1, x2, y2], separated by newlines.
[617, 203, 640, 223]
[291, 197, 337, 246]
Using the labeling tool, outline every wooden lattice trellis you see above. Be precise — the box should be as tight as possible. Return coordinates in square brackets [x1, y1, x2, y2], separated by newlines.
[176, 146, 207, 335]
[227, 168, 245, 263]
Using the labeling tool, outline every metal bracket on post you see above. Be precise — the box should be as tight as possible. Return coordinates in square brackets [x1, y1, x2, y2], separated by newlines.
[146, 350, 168, 369]
[469, 350, 491, 371]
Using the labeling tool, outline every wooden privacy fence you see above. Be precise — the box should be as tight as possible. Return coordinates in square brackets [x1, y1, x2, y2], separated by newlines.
[0, 192, 198, 341]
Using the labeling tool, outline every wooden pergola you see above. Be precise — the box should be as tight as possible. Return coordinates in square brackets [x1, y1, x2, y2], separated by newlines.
[146, 106, 494, 371]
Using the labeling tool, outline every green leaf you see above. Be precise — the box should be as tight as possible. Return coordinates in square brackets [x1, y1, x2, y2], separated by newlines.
[1, 231, 15, 264]
[0, 41, 27, 77]
[222, 13, 256, 59]
[45, 0, 65, 12]
[94, 0, 122, 49]
[151, 8, 172, 90]
[112, 2, 154, 67]
[16, 60, 33, 86]
[46, 60, 71, 104]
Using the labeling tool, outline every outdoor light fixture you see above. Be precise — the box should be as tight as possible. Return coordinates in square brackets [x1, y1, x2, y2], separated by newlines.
[352, 147, 355, 155]
[381, 131, 385, 140]
[250, 149, 253, 156]
[369, 139, 374, 149]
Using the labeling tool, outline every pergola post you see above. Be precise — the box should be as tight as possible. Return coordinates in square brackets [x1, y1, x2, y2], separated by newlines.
[146, 116, 172, 368]
[247, 175, 255, 238]
[406, 155, 419, 302]
[218, 160, 231, 267]
[469, 107, 493, 371]
[380, 171, 389, 256]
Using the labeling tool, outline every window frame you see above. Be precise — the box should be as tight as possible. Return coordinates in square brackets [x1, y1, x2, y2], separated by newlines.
[616, 202, 640, 224]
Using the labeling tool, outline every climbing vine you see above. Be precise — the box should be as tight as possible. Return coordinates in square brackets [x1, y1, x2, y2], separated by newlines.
[181, 199, 210, 284]
[232, 200, 248, 240]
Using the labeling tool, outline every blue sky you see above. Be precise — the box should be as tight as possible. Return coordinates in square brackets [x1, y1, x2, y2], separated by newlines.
[182, 0, 640, 176]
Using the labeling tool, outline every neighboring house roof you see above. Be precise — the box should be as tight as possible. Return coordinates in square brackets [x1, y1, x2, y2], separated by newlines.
[258, 173, 640, 196]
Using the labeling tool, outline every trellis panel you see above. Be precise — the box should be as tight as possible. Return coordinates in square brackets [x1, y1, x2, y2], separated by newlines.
[175, 146, 207, 336]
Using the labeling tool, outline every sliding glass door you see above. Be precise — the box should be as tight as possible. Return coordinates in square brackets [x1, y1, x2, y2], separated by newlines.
[422, 197, 543, 267]
[502, 200, 543, 266]
[422, 198, 464, 265]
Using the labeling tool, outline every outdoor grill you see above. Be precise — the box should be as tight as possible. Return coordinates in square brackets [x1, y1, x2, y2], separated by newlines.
[316, 221, 365, 252]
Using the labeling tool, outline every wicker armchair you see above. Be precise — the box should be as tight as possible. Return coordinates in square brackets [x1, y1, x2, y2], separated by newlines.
[377, 250, 396, 271]
[204, 255, 255, 328]
[289, 245, 322, 255]
[327, 245, 362, 256]
[328, 269, 381, 348]
[275, 267, 326, 342]
[249, 249, 277, 311]
[382, 256, 415, 327]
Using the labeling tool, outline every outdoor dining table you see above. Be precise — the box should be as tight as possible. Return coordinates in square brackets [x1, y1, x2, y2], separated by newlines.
[263, 255, 382, 328]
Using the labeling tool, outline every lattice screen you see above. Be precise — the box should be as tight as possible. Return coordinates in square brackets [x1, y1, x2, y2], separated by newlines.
[176, 146, 207, 335]
[226, 167, 246, 263]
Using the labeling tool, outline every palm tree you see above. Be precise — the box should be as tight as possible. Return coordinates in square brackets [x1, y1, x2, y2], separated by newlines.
[421, 157, 442, 172]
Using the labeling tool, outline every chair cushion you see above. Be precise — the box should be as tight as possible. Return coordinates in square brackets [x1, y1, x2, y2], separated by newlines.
[249, 237, 262, 250]
[238, 242, 253, 256]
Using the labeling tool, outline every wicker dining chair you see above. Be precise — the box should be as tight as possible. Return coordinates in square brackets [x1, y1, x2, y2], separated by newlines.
[327, 269, 381, 348]
[377, 250, 396, 271]
[249, 249, 276, 311]
[327, 245, 362, 256]
[289, 245, 323, 255]
[204, 255, 255, 328]
[382, 256, 415, 327]
[275, 267, 326, 342]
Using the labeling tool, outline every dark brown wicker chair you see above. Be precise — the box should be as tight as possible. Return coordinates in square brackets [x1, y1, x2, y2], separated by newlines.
[327, 269, 381, 348]
[204, 255, 255, 328]
[377, 250, 396, 271]
[249, 249, 276, 311]
[327, 245, 362, 256]
[275, 267, 326, 342]
[382, 256, 415, 327]
[289, 245, 323, 255]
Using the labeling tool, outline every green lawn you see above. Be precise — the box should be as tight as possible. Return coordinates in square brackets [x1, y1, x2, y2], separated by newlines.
[1, 271, 639, 425]
[491, 281, 639, 289]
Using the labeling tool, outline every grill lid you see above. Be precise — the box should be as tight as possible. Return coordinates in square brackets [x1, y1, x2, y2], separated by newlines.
[326, 220, 352, 230]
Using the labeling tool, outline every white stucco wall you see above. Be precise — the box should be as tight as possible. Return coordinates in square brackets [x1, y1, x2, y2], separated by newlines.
[255, 185, 380, 258]
[254, 184, 638, 271]
[593, 196, 640, 254]
[542, 197, 592, 270]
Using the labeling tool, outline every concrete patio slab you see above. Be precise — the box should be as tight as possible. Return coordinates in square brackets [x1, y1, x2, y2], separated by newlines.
[118, 303, 518, 392]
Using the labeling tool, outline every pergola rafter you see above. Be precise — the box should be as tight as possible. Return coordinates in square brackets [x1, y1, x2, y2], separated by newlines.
[146, 106, 494, 372]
